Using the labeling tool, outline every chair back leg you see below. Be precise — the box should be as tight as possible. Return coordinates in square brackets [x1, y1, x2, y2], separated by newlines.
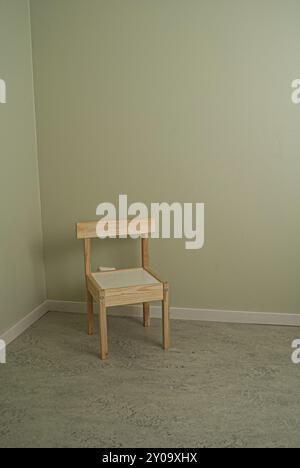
[143, 303, 150, 327]
[87, 290, 94, 335]
[162, 283, 170, 350]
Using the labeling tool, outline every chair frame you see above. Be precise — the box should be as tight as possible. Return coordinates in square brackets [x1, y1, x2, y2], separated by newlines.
[76, 219, 170, 360]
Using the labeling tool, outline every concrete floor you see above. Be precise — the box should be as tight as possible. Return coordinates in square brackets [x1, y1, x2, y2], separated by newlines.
[0, 311, 300, 448]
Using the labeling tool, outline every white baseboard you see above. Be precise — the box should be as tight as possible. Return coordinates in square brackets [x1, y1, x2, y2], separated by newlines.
[47, 300, 300, 327]
[1, 300, 298, 346]
[0, 301, 48, 345]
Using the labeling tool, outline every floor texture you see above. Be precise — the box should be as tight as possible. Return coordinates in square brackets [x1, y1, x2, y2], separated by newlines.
[1, 311, 300, 448]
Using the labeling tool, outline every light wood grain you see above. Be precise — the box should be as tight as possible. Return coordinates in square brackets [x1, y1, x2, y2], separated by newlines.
[142, 238, 150, 327]
[87, 275, 101, 302]
[84, 239, 91, 275]
[105, 283, 163, 307]
[87, 291, 94, 335]
[77, 218, 155, 240]
[99, 300, 108, 360]
[162, 283, 170, 350]
[143, 303, 150, 327]
[84, 239, 94, 334]
[77, 217, 169, 359]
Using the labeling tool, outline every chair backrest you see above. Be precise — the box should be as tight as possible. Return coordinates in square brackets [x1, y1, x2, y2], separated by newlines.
[76, 218, 155, 275]
[76, 217, 155, 239]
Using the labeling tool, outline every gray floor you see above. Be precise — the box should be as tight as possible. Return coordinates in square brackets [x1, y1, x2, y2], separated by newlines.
[1, 311, 300, 448]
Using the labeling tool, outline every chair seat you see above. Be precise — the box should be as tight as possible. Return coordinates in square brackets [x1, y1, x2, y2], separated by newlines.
[92, 268, 159, 290]
[87, 267, 163, 307]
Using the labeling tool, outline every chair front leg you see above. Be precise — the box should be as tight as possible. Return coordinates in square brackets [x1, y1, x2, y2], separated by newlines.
[99, 298, 108, 360]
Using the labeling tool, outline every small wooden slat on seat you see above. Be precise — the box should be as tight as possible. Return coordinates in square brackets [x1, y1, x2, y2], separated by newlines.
[76, 218, 155, 239]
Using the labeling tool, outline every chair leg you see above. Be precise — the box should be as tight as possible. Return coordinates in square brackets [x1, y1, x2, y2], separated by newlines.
[99, 300, 108, 360]
[162, 283, 170, 350]
[143, 303, 150, 327]
[87, 290, 94, 336]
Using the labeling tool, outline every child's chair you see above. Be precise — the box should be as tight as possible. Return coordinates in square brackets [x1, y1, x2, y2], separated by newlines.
[76, 218, 170, 360]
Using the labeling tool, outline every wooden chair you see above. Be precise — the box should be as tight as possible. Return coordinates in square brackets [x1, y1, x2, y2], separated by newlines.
[76, 218, 170, 360]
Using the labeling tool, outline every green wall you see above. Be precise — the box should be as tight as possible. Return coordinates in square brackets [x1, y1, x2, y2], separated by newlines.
[30, 0, 300, 313]
[0, 0, 46, 333]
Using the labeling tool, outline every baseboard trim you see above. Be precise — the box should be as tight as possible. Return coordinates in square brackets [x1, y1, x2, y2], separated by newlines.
[47, 300, 300, 327]
[1, 300, 298, 345]
[0, 301, 48, 345]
